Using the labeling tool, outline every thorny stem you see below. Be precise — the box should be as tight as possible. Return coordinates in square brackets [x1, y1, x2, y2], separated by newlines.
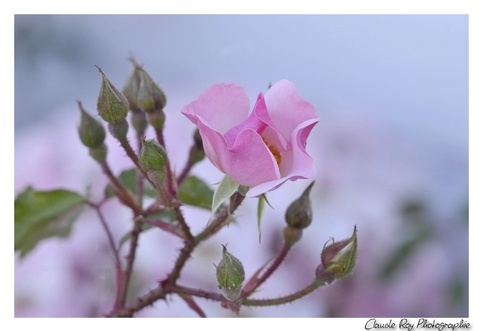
[177, 293, 207, 317]
[99, 161, 141, 214]
[87, 201, 123, 311]
[176, 157, 194, 186]
[241, 243, 293, 298]
[108, 194, 245, 317]
[195, 192, 245, 243]
[169, 284, 225, 302]
[114, 134, 147, 310]
[241, 279, 323, 307]
[135, 135, 145, 205]
[108, 285, 167, 317]
[151, 180, 194, 243]
[118, 220, 143, 309]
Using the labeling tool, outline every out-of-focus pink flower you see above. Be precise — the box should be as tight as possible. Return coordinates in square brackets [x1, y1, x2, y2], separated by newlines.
[182, 80, 319, 197]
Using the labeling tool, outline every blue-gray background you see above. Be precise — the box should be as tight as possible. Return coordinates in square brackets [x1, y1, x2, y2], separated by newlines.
[14, 15, 468, 317]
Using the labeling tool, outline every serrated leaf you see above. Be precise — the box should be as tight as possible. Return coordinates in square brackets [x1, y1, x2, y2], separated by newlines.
[104, 168, 157, 199]
[15, 187, 85, 258]
[178, 176, 214, 210]
[211, 175, 239, 217]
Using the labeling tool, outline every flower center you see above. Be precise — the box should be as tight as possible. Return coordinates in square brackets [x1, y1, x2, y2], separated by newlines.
[263, 138, 282, 166]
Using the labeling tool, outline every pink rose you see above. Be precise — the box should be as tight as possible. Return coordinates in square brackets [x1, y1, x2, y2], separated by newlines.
[182, 80, 319, 197]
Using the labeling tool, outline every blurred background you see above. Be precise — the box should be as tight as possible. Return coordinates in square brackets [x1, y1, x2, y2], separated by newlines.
[14, 15, 468, 317]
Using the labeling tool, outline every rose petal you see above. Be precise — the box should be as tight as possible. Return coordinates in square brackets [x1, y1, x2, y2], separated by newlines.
[263, 80, 318, 140]
[246, 118, 318, 198]
[221, 129, 280, 187]
[181, 83, 251, 135]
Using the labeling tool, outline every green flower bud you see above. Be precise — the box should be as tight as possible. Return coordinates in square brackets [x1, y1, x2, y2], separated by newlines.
[216, 244, 245, 301]
[137, 67, 167, 113]
[96, 66, 129, 124]
[77, 101, 106, 148]
[139, 138, 168, 173]
[188, 130, 205, 164]
[107, 120, 129, 141]
[122, 58, 143, 111]
[88, 143, 108, 163]
[147, 110, 166, 131]
[285, 181, 315, 229]
[321, 225, 358, 279]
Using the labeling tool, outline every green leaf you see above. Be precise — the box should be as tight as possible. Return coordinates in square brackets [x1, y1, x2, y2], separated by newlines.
[257, 194, 273, 243]
[211, 175, 239, 217]
[15, 187, 85, 258]
[104, 168, 157, 199]
[178, 176, 214, 210]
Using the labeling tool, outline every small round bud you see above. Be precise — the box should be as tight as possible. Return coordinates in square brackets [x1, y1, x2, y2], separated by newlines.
[96, 66, 129, 124]
[321, 225, 358, 279]
[216, 244, 245, 301]
[139, 138, 168, 173]
[189, 145, 205, 164]
[147, 109, 166, 131]
[77, 101, 106, 148]
[285, 181, 315, 229]
[188, 129, 205, 164]
[137, 67, 167, 113]
[122, 58, 142, 111]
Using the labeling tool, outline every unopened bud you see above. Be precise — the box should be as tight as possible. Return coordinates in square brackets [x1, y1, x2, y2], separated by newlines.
[122, 58, 142, 111]
[216, 244, 245, 301]
[77, 101, 106, 148]
[139, 138, 168, 173]
[321, 225, 358, 279]
[96, 66, 129, 124]
[188, 130, 205, 164]
[137, 67, 167, 113]
[285, 181, 315, 229]
[147, 110, 166, 131]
